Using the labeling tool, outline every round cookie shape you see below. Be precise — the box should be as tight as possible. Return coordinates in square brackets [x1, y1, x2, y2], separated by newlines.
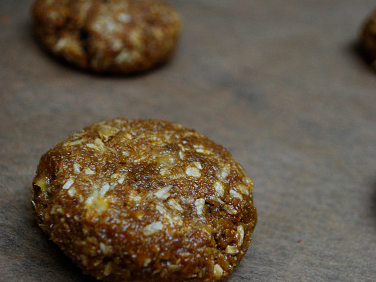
[32, 0, 181, 74]
[32, 119, 257, 282]
[360, 9, 376, 66]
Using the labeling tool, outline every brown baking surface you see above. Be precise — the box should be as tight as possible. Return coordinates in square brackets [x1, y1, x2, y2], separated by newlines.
[1, 0, 376, 281]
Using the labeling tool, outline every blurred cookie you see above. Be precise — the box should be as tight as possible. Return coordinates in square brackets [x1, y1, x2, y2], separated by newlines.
[32, 0, 181, 74]
[32, 118, 257, 282]
[360, 9, 376, 66]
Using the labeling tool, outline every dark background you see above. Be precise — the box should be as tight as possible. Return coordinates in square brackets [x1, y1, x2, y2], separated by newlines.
[1, 0, 376, 281]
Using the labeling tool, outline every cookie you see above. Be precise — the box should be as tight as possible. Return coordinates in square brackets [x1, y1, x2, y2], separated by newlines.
[32, 119, 257, 282]
[32, 0, 181, 74]
[360, 9, 376, 66]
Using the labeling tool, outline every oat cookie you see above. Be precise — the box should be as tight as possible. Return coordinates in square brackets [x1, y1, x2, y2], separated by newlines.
[32, 119, 257, 282]
[32, 0, 181, 74]
[360, 9, 376, 67]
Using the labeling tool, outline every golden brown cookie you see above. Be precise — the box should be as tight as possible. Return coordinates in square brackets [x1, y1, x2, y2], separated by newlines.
[32, 118, 257, 282]
[360, 9, 376, 67]
[32, 0, 181, 74]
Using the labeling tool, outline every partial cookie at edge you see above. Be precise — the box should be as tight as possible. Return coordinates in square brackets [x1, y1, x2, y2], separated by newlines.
[360, 9, 376, 67]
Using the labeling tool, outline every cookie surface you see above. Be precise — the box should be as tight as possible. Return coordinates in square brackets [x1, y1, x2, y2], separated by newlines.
[32, 0, 181, 74]
[360, 9, 376, 66]
[32, 119, 257, 282]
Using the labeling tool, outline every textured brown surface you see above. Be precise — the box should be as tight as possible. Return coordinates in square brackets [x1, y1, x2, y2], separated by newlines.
[1, 0, 376, 281]
[32, 0, 181, 74]
[32, 118, 256, 282]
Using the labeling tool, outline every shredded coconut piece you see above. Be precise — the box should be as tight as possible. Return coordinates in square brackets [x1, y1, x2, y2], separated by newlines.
[118, 175, 125, 184]
[186, 166, 201, 177]
[143, 222, 164, 236]
[220, 166, 230, 179]
[156, 204, 168, 215]
[159, 167, 169, 176]
[67, 188, 76, 197]
[99, 183, 111, 196]
[97, 124, 119, 141]
[193, 161, 202, 169]
[143, 258, 151, 267]
[63, 179, 74, 189]
[178, 151, 185, 160]
[154, 185, 172, 200]
[213, 264, 223, 279]
[117, 13, 131, 23]
[237, 184, 249, 195]
[230, 189, 243, 200]
[214, 181, 224, 196]
[54, 37, 69, 52]
[225, 245, 239, 254]
[195, 198, 205, 215]
[104, 262, 112, 276]
[237, 225, 245, 246]
[224, 204, 238, 215]
[85, 194, 109, 212]
[168, 198, 183, 211]
[87, 138, 106, 152]
[73, 163, 81, 173]
[84, 168, 95, 175]
[115, 50, 131, 64]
